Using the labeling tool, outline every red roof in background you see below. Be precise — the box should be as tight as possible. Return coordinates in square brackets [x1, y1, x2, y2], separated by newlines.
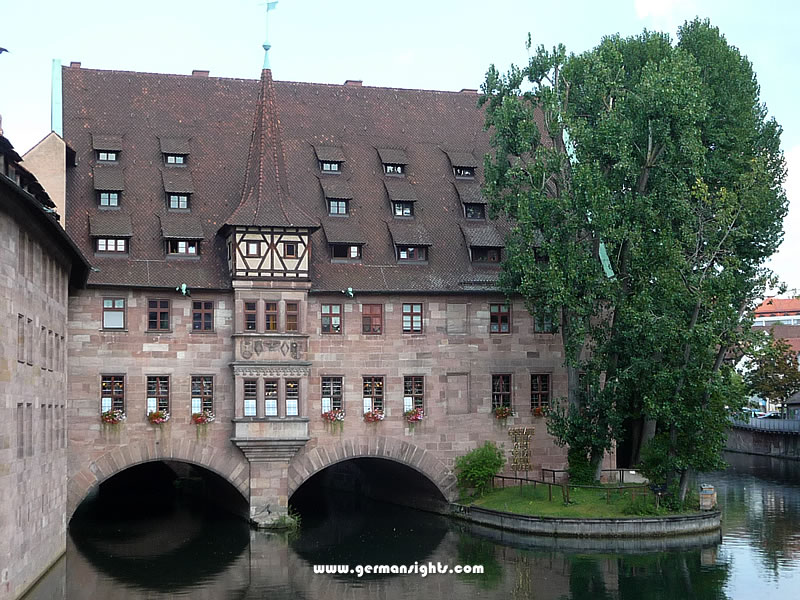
[755, 298, 800, 317]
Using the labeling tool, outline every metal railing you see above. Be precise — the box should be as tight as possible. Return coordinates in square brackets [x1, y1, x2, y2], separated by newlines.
[730, 417, 800, 433]
[540, 467, 644, 484]
[492, 473, 652, 505]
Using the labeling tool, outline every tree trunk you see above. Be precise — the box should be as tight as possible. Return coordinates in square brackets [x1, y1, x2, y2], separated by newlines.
[678, 468, 691, 503]
[634, 419, 656, 465]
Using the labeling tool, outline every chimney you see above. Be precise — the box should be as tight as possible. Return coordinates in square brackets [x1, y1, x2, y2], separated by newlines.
[192, 70, 210, 78]
[459, 88, 478, 94]
[69, 62, 81, 68]
[344, 80, 363, 87]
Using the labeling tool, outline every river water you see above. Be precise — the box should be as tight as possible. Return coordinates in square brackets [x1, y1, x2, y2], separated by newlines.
[23, 452, 800, 599]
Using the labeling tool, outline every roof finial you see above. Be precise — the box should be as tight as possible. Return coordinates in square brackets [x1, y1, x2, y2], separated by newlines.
[262, 1, 279, 70]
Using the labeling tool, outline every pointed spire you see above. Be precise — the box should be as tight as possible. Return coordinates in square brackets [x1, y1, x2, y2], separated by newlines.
[225, 68, 316, 229]
[262, 1, 278, 70]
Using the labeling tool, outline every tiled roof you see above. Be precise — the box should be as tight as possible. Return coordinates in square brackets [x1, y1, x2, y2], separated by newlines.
[322, 220, 367, 244]
[162, 169, 195, 194]
[756, 298, 800, 317]
[461, 224, 504, 248]
[387, 221, 433, 246]
[377, 148, 408, 165]
[159, 137, 190, 155]
[91, 134, 122, 151]
[89, 212, 133, 237]
[445, 150, 477, 168]
[384, 179, 417, 203]
[454, 181, 486, 204]
[158, 213, 205, 239]
[320, 178, 353, 199]
[314, 145, 345, 163]
[62, 66, 542, 291]
[93, 166, 125, 190]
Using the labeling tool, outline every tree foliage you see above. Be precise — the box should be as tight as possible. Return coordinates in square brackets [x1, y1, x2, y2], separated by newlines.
[454, 441, 506, 495]
[744, 333, 800, 413]
[480, 19, 787, 494]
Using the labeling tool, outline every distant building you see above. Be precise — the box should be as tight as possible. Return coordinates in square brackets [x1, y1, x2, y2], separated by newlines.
[0, 133, 88, 600]
[752, 297, 800, 418]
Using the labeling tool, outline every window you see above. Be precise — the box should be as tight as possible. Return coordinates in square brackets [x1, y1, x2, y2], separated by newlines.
[167, 240, 198, 255]
[265, 380, 278, 416]
[397, 246, 426, 261]
[96, 238, 127, 253]
[245, 241, 261, 257]
[146, 376, 170, 413]
[328, 199, 348, 215]
[98, 191, 120, 207]
[102, 298, 125, 329]
[393, 201, 414, 217]
[101, 375, 125, 413]
[17, 314, 24, 363]
[531, 374, 550, 411]
[286, 380, 299, 416]
[492, 374, 512, 409]
[490, 303, 511, 333]
[147, 299, 170, 331]
[402, 303, 423, 333]
[244, 301, 257, 331]
[320, 161, 341, 172]
[97, 151, 118, 162]
[321, 304, 342, 334]
[283, 242, 298, 258]
[472, 247, 500, 263]
[454, 166, 475, 178]
[403, 376, 424, 412]
[534, 313, 557, 333]
[322, 377, 343, 412]
[331, 244, 361, 260]
[165, 154, 186, 165]
[362, 376, 384, 412]
[191, 376, 213, 413]
[384, 163, 405, 175]
[168, 194, 189, 209]
[362, 304, 383, 334]
[464, 203, 485, 220]
[286, 302, 299, 332]
[265, 302, 278, 331]
[192, 300, 214, 331]
[244, 379, 257, 416]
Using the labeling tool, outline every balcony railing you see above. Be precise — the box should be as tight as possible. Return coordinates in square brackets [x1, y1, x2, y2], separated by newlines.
[730, 417, 800, 433]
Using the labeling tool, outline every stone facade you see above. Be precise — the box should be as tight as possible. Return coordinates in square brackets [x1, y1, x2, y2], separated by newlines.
[0, 153, 85, 600]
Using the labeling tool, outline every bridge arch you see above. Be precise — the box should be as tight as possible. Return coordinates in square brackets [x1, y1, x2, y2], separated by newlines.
[287, 435, 458, 502]
[67, 439, 250, 519]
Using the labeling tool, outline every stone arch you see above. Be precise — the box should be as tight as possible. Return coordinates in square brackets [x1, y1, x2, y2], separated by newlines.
[67, 438, 249, 519]
[287, 435, 458, 502]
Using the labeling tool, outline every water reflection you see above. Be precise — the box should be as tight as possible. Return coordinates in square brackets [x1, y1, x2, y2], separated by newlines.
[34, 452, 800, 599]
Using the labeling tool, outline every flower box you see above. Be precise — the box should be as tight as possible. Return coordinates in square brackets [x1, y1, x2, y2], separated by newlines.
[191, 410, 215, 425]
[101, 409, 126, 425]
[147, 410, 170, 425]
[404, 407, 424, 423]
[363, 409, 385, 423]
[494, 406, 514, 419]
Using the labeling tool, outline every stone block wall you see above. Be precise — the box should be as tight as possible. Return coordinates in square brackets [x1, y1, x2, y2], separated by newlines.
[0, 205, 71, 600]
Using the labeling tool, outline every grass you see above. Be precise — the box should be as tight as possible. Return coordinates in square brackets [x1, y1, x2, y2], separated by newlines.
[471, 482, 699, 518]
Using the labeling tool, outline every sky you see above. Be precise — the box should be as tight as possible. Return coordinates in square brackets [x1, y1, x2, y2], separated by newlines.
[1, 0, 798, 291]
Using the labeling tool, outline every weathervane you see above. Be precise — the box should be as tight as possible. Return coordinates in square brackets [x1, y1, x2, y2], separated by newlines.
[261, 1, 279, 69]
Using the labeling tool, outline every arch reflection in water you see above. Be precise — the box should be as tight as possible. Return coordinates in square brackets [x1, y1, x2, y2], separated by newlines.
[68, 460, 250, 598]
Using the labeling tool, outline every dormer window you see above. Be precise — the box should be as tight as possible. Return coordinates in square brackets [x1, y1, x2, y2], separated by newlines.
[464, 203, 485, 220]
[320, 160, 341, 173]
[96, 238, 127, 253]
[331, 244, 362, 261]
[472, 247, 501, 263]
[384, 163, 405, 175]
[168, 194, 190, 210]
[446, 150, 478, 180]
[98, 191, 120, 207]
[397, 246, 427, 261]
[328, 199, 349, 215]
[378, 148, 408, 176]
[393, 201, 414, 217]
[454, 166, 475, 178]
[167, 240, 198, 255]
[97, 151, 118, 162]
[165, 154, 186, 165]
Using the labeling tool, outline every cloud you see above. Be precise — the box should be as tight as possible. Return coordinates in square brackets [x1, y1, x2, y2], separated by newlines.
[765, 145, 800, 293]
[633, 0, 697, 31]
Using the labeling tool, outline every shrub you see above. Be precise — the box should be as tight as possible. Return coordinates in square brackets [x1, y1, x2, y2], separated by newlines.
[566, 448, 596, 484]
[454, 441, 505, 495]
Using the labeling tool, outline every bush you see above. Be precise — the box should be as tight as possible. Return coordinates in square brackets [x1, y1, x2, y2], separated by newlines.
[567, 448, 596, 484]
[454, 441, 505, 495]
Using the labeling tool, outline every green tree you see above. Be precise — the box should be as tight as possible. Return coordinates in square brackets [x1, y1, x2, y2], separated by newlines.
[744, 333, 800, 415]
[480, 19, 786, 497]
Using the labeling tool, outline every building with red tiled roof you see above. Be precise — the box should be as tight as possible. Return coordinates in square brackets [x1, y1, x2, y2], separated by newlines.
[56, 60, 578, 529]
